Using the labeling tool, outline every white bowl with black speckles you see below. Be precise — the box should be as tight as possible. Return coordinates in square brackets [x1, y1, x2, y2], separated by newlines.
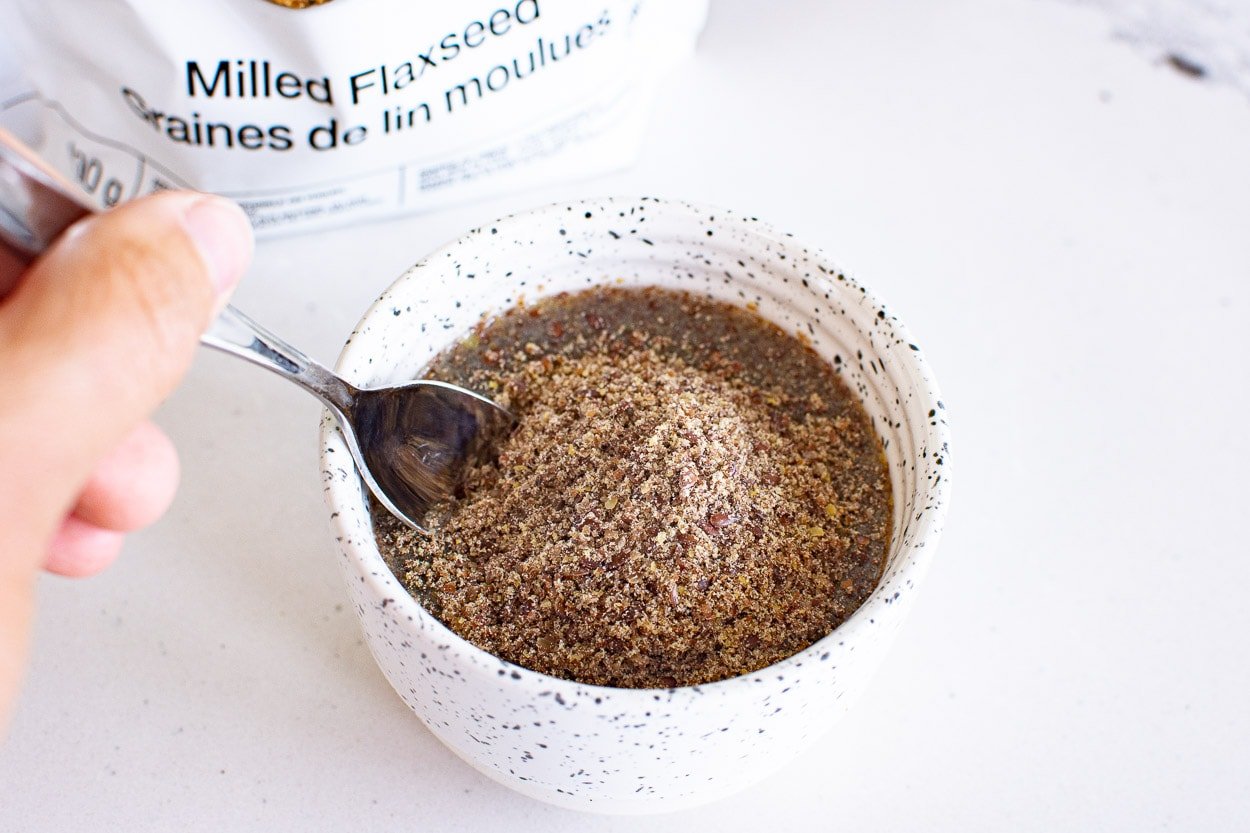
[320, 197, 951, 814]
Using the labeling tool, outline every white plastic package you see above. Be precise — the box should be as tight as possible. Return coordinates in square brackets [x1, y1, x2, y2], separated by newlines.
[0, 0, 706, 235]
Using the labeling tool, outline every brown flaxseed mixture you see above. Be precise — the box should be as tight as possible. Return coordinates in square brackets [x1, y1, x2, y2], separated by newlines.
[264, 0, 333, 8]
[376, 286, 891, 688]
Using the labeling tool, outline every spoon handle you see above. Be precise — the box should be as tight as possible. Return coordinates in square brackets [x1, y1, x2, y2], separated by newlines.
[202, 306, 355, 415]
[0, 127, 94, 293]
[0, 129, 356, 414]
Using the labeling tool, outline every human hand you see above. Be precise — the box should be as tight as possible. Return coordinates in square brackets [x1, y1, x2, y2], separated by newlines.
[0, 190, 253, 727]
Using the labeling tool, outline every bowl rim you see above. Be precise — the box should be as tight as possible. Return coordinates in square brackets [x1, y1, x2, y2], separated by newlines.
[320, 195, 952, 698]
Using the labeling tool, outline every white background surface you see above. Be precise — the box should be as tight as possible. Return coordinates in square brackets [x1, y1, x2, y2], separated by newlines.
[3, 0, 1249, 830]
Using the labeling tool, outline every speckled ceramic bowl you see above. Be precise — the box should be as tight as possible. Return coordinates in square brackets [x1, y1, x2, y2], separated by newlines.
[319, 197, 951, 814]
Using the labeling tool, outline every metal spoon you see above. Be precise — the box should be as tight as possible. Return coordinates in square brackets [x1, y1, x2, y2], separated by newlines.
[0, 129, 514, 532]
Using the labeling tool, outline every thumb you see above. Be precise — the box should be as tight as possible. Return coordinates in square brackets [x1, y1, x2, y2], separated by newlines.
[0, 191, 253, 554]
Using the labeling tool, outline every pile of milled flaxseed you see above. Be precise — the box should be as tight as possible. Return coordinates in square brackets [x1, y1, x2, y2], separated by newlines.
[376, 287, 891, 688]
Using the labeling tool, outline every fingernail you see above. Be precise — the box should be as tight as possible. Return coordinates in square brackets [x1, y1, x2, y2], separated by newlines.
[181, 196, 254, 296]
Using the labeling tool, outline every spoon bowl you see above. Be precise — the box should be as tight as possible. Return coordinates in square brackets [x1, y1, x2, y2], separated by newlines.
[339, 378, 514, 524]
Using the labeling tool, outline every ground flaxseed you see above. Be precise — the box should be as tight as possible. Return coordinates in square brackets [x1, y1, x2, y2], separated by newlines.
[375, 286, 891, 688]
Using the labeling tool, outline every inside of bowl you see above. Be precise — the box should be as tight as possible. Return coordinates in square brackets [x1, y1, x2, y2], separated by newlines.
[336, 198, 947, 600]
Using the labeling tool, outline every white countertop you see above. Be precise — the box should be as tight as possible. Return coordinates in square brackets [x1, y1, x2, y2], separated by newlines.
[3, 0, 1248, 830]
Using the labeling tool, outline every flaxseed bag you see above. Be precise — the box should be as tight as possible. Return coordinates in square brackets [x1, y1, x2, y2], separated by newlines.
[0, 0, 706, 235]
